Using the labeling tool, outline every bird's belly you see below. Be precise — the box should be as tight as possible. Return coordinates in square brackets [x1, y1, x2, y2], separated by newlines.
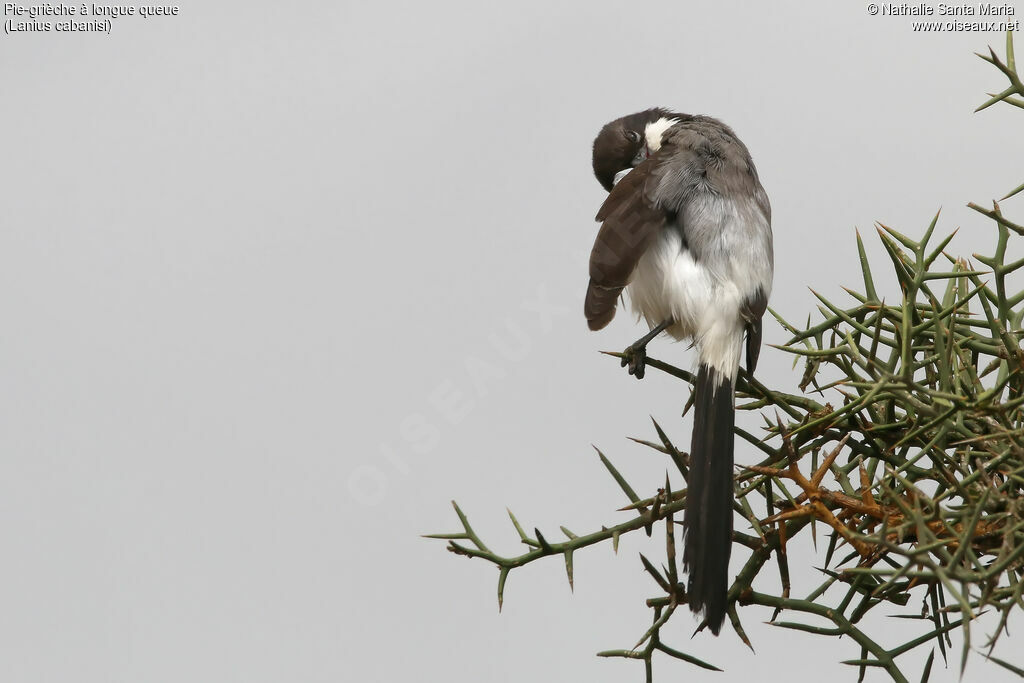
[627, 229, 715, 341]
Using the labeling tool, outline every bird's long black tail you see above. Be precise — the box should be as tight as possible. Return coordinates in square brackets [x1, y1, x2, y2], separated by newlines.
[683, 363, 735, 635]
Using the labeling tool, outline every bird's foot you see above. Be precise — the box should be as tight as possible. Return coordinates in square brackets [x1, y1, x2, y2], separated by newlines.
[618, 319, 674, 380]
[620, 342, 648, 379]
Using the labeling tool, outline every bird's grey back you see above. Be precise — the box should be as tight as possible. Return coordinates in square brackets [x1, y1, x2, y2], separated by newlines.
[649, 117, 773, 285]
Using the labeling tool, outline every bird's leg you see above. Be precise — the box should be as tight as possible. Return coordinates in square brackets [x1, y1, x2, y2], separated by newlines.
[621, 318, 673, 379]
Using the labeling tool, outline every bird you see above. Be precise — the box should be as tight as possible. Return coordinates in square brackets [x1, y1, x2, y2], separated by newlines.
[586, 108, 774, 634]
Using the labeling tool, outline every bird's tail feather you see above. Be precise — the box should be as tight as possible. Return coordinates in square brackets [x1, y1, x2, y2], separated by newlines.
[683, 362, 735, 635]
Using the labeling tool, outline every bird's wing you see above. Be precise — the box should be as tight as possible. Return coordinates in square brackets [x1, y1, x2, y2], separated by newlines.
[584, 122, 714, 330]
[584, 159, 670, 331]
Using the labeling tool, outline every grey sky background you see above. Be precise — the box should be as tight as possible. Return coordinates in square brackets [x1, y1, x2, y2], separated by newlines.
[3, 1, 1024, 681]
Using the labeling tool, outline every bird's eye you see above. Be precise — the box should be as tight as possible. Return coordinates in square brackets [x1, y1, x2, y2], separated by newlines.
[625, 130, 641, 144]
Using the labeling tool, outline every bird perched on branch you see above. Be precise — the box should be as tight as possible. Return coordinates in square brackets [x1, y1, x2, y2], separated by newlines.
[587, 108, 774, 634]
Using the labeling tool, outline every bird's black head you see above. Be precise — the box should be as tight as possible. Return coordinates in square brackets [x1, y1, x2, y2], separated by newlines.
[591, 108, 683, 191]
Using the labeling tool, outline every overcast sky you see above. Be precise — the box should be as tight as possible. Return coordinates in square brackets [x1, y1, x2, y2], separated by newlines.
[3, 2, 1024, 682]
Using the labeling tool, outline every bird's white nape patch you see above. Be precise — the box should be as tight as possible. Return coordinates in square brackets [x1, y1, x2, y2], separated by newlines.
[644, 117, 679, 153]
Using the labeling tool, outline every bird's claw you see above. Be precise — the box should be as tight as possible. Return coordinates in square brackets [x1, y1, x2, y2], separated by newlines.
[621, 344, 647, 379]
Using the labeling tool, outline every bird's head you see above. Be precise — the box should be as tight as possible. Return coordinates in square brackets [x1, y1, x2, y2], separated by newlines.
[591, 108, 682, 191]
